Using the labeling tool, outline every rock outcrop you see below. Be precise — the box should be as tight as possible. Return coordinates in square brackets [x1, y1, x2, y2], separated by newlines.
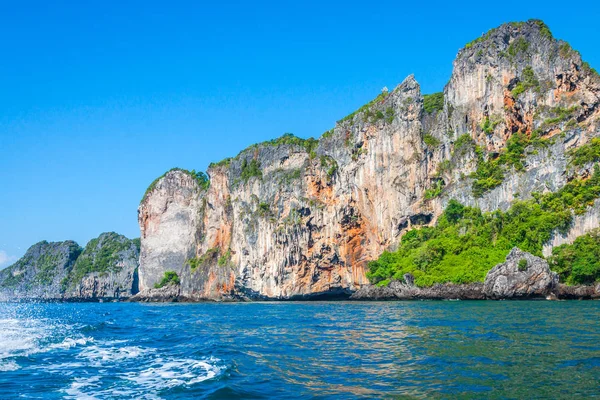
[0, 241, 82, 301]
[350, 278, 485, 300]
[483, 248, 558, 299]
[353, 248, 593, 300]
[62, 232, 140, 301]
[0, 233, 139, 301]
[137, 20, 600, 300]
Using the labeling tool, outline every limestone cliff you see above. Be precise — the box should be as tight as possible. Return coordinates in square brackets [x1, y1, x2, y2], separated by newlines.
[0, 233, 139, 301]
[0, 241, 81, 300]
[138, 20, 600, 300]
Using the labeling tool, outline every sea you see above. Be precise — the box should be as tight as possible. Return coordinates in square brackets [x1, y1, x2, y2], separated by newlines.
[0, 301, 598, 399]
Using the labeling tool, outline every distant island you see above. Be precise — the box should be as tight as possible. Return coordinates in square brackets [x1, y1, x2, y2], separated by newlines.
[2, 20, 599, 302]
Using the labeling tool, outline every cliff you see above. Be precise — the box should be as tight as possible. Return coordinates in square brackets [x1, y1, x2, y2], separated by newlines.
[131, 20, 597, 300]
[0, 233, 139, 301]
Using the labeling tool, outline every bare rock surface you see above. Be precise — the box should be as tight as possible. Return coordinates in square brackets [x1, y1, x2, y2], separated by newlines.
[483, 248, 558, 299]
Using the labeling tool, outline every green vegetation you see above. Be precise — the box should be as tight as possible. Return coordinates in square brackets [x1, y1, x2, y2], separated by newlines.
[67, 233, 133, 288]
[0, 267, 25, 287]
[539, 105, 579, 129]
[549, 229, 600, 285]
[423, 92, 444, 114]
[34, 253, 64, 285]
[240, 158, 262, 182]
[532, 19, 553, 40]
[471, 132, 548, 197]
[142, 168, 209, 204]
[569, 138, 600, 167]
[511, 66, 540, 98]
[559, 43, 599, 78]
[518, 258, 528, 271]
[218, 249, 232, 267]
[453, 134, 475, 157]
[480, 116, 501, 135]
[257, 133, 319, 158]
[508, 37, 529, 58]
[368, 167, 600, 287]
[338, 92, 389, 124]
[320, 155, 338, 178]
[186, 248, 220, 271]
[423, 134, 441, 148]
[385, 107, 395, 123]
[277, 168, 302, 185]
[424, 180, 444, 199]
[211, 133, 320, 172]
[154, 271, 180, 288]
[190, 170, 210, 190]
[321, 129, 334, 139]
[258, 202, 271, 217]
[132, 238, 141, 252]
[209, 157, 233, 169]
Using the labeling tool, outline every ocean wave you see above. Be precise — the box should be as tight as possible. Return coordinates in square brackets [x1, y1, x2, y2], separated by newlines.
[78, 344, 152, 366]
[0, 317, 52, 360]
[0, 360, 20, 371]
[48, 337, 94, 350]
[122, 356, 224, 389]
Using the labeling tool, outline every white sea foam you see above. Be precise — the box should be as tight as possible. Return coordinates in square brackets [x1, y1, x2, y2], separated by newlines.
[79, 344, 152, 366]
[49, 337, 94, 350]
[0, 317, 51, 360]
[61, 356, 224, 398]
[0, 360, 20, 371]
[122, 356, 224, 391]
[64, 376, 101, 400]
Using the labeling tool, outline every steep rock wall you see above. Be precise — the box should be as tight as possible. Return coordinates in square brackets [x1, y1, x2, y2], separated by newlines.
[138, 20, 600, 299]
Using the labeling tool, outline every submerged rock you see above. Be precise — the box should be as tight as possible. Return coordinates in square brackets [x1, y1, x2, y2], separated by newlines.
[483, 248, 558, 299]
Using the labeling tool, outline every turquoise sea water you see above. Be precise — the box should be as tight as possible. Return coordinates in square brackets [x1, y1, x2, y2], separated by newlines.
[0, 301, 598, 399]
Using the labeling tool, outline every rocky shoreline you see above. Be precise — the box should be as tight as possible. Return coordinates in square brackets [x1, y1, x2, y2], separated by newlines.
[128, 248, 600, 302]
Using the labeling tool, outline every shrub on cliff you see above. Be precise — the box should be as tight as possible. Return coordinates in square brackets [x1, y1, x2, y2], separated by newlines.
[423, 92, 444, 114]
[154, 271, 180, 288]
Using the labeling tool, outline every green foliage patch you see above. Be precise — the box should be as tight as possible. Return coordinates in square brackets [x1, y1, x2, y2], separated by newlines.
[569, 138, 600, 167]
[549, 229, 600, 285]
[508, 37, 529, 58]
[368, 167, 600, 287]
[423, 134, 441, 148]
[154, 271, 180, 288]
[320, 155, 338, 178]
[471, 132, 548, 197]
[186, 248, 220, 271]
[337, 92, 389, 124]
[67, 233, 133, 288]
[423, 92, 444, 114]
[218, 249, 232, 267]
[240, 158, 262, 182]
[511, 66, 540, 98]
[142, 168, 209, 204]
[518, 258, 528, 271]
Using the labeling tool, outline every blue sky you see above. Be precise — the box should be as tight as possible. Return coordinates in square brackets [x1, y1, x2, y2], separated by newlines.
[1, 0, 599, 267]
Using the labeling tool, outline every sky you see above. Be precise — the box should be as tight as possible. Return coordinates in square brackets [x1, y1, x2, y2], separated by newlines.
[1, 0, 599, 267]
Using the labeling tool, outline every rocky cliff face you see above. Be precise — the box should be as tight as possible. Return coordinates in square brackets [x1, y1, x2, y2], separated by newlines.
[63, 232, 140, 300]
[0, 241, 81, 300]
[0, 233, 139, 301]
[138, 20, 600, 300]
